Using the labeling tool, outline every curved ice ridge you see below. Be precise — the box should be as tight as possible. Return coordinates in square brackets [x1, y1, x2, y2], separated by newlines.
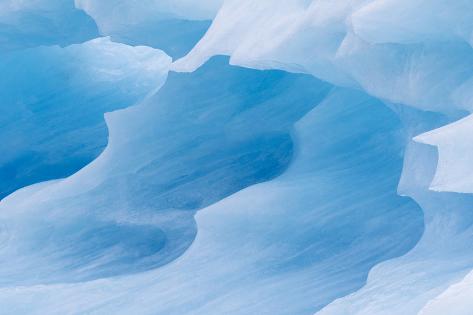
[0, 85, 423, 314]
[0, 37, 171, 199]
[1, 1, 473, 314]
[170, 1, 473, 313]
[0, 54, 336, 285]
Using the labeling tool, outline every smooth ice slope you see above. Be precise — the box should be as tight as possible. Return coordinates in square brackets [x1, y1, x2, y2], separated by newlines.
[0, 37, 171, 199]
[415, 115, 473, 193]
[170, 4, 473, 311]
[0, 0, 98, 51]
[2, 1, 473, 314]
[174, 0, 473, 114]
[75, 0, 223, 58]
[76, 0, 223, 22]
[316, 107, 473, 315]
[0, 56, 332, 285]
[418, 271, 473, 315]
[0, 87, 423, 315]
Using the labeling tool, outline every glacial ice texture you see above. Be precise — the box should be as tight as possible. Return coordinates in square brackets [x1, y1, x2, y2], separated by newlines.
[1, 1, 473, 315]
[0, 37, 171, 199]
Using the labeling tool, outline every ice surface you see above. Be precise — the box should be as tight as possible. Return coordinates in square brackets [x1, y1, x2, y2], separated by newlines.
[418, 271, 473, 315]
[75, 0, 222, 58]
[76, 0, 223, 22]
[317, 107, 473, 315]
[2, 1, 473, 314]
[0, 37, 171, 199]
[415, 114, 473, 193]
[0, 56, 331, 285]
[0, 87, 423, 314]
[175, 0, 473, 113]
[0, 0, 98, 51]
[170, 7, 473, 311]
[351, 0, 473, 45]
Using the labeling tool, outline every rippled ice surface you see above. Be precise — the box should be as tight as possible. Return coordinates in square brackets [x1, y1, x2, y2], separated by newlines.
[1, 1, 473, 315]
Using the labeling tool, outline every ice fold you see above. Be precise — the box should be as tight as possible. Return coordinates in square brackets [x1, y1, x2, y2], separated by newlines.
[0, 87, 423, 314]
[0, 37, 171, 199]
[174, 0, 473, 114]
[0, 56, 332, 286]
[316, 107, 473, 315]
[418, 270, 473, 315]
[2, 0, 473, 314]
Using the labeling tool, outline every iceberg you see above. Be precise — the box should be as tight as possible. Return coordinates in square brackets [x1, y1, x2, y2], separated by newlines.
[1, 1, 473, 314]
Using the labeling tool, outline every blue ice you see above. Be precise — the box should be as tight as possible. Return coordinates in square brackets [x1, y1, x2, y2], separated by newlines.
[2, 1, 473, 315]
